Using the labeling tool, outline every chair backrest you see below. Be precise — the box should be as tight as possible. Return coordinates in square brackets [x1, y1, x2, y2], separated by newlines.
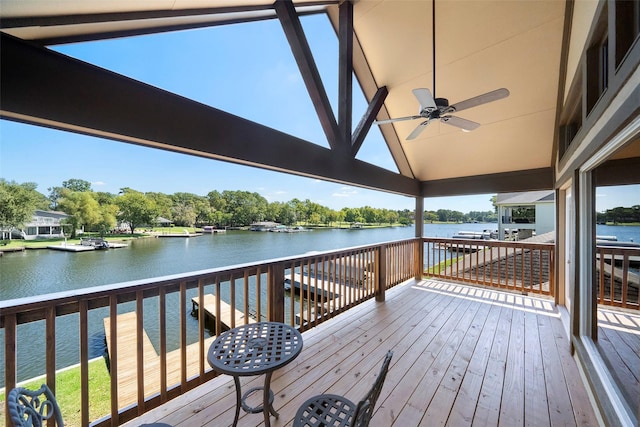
[8, 384, 64, 427]
[351, 350, 393, 427]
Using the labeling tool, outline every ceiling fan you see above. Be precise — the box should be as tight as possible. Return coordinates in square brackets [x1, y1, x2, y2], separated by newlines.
[375, 0, 510, 140]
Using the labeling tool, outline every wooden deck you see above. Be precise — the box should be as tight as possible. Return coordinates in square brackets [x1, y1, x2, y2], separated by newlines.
[121, 278, 598, 427]
[596, 306, 640, 410]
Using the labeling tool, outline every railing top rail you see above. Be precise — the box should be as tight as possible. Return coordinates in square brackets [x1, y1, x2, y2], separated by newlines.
[596, 244, 640, 252]
[0, 237, 419, 313]
[422, 236, 555, 248]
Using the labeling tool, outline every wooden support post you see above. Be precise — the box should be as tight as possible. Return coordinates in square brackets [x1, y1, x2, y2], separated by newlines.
[415, 197, 425, 280]
[376, 245, 386, 302]
[268, 263, 285, 322]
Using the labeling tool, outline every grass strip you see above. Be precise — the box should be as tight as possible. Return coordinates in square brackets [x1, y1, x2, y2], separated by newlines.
[0, 358, 111, 427]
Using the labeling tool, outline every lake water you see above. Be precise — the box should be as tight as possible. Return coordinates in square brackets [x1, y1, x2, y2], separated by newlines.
[1, 223, 638, 385]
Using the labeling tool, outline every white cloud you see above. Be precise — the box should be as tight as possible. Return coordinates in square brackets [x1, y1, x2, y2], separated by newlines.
[332, 187, 358, 198]
[93, 181, 106, 186]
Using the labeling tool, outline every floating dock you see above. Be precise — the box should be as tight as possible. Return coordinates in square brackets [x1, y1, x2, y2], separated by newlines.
[48, 244, 96, 252]
[47, 242, 128, 252]
[191, 294, 255, 331]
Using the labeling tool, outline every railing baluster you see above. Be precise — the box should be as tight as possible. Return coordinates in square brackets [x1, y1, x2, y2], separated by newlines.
[215, 278, 222, 336]
[621, 252, 629, 308]
[244, 271, 250, 325]
[230, 275, 236, 329]
[79, 299, 89, 426]
[109, 296, 119, 425]
[159, 287, 167, 402]
[136, 290, 144, 412]
[256, 267, 262, 321]
[179, 281, 187, 390]
[46, 306, 56, 397]
[197, 279, 205, 377]
[4, 313, 17, 427]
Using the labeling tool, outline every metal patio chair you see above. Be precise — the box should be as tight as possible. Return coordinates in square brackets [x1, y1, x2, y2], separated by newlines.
[8, 384, 64, 427]
[293, 350, 393, 427]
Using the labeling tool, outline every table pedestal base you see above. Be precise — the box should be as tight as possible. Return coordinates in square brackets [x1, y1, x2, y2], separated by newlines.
[241, 386, 274, 413]
[232, 371, 278, 427]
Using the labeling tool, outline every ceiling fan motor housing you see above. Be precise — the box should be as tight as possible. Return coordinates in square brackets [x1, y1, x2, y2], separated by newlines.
[435, 97, 449, 108]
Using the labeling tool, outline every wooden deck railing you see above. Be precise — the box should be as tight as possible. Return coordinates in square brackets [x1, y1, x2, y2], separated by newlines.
[1, 239, 417, 427]
[423, 237, 555, 296]
[596, 245, 640, 310]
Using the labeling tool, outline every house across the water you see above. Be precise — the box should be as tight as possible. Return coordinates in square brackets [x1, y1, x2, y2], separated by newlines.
[9, 210, 70, 240]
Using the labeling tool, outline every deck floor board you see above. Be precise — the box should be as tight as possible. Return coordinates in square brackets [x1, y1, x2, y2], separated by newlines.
[122, 279, 601, 427]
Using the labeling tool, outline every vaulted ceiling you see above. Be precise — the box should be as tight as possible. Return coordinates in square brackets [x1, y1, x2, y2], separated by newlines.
[0, 0, 567, 199]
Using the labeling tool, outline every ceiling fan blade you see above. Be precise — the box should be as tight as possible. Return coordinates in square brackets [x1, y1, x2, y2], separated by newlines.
[448, 88, 510, 113]
[412, 88, 437, 110]
[375, 115, 423, 125]
[407, 120, 431, 140]
[440, 115, 481, 131]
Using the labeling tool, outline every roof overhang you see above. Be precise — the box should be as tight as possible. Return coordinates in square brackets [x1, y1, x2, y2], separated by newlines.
[1, 0, 566, 199]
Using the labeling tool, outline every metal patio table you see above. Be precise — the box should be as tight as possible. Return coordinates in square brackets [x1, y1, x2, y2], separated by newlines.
[207, 321, 303, 427]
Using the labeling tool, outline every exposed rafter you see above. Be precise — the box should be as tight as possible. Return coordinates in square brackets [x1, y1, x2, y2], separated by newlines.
[352, 86, 388, 156]
[1, 4, 330, 46]
[324, 5, 414, 177]
[338, 0, 353, 153]
[0, 33, 420, 197]
[274, 0, 343, 152]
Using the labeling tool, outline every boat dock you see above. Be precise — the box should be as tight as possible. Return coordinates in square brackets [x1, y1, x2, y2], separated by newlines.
[47, 242, 128, 252]
[190, 294, 255, 331]
[284, 273, 339, 300]
[0, 246, 25, 255]
[103, 312, 216, 409]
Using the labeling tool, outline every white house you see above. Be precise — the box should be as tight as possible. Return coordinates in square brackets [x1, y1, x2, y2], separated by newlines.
[21, 210, 69, 240]
[496, 191, 555, 240]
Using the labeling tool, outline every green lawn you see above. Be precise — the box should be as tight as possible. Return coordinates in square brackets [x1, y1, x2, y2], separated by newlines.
[0, 358, 111, 427]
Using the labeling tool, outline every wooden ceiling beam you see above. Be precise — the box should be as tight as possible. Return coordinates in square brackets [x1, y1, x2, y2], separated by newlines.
[338, 0, 353, 153]
[275, 0, 343, 152]
[421, 168, 554, 198]
[0, 33, 420, 197]
[352, 86, 388, 156]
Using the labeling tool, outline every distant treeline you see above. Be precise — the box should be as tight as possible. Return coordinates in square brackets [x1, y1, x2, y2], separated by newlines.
[1, 178, 413, 237]
[597, 205, 640, 224]
[1, 178, 499, 238]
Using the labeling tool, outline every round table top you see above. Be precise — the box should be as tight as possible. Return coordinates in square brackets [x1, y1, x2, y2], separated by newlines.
[207, 322, 303, 376]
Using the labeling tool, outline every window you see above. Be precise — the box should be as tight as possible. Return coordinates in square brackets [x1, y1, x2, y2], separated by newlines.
[586, 36, 609, 114]
[615, 0, 640, 68]
[559, 85, 582, 159]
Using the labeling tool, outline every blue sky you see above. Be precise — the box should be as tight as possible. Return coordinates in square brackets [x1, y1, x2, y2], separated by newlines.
[0, 14, 636, 213]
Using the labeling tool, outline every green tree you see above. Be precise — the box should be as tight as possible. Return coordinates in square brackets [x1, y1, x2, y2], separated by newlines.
[95, 203, 118, 236]
[147, 192, 174, 220]
[62, 178, 92, 192]
[0, 180, 44, 239]
[172, 204, 197, 227]
[58, 191, 102, 238]
[116, 190, 158, 234]
[424, 211, 438, 223]
[222, 190, 268, 226]
[490, 195, 498, 213]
